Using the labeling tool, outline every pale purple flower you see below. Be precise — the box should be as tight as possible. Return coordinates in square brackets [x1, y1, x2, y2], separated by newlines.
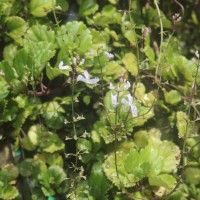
[77, 70, 99, 84]
[121, 94, 138, 117]
[105, 51, 114, 60]
[58, 61, 70, 70]
[111, 93, 118, 107]
[109, 82, 115, 89]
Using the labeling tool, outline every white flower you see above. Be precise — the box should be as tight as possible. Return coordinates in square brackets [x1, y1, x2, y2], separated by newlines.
[111, 93, 118, 107]
[124, 81, 131, 90]
[173, 13, 182, 24]
[121, 94, 138, 117]
[105, 51, 114, 60]
[77, 70, 99, 84]
[72, 57, 77, 65]
[88, 50, 95, 56]
[58, 61, 70, 70]
[192, 58, 196, 63]
[0, 70, 5, 76]
[142, 26, 151, 38]
[80, 59, 85, 65]
[195, 50, 199, 58]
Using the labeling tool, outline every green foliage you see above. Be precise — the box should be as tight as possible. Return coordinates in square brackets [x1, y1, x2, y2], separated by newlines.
[29, 0, 56, 17]
[104, 131, 180, 188]
[0, 164, 19, 199]
[122, 53, 138, 77]
[88, 161, 110, 199]
[56, 21, 92, 54]
[6, 16, 27, 42]
[0, 0, 200, 199]
[38, 165, 67, 196]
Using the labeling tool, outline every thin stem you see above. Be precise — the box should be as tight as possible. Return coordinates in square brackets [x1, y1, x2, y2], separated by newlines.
[71, 67, 78, 169]
[154, 0, 163, 80]
[114, 85, 123, 188]
[70, 65, 79, 199]
[52, 0, 59, 27]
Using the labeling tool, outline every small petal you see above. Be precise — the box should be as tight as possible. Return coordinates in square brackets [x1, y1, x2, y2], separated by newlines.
[85, 77, 99, 84]
[88, 50, 95, 56]
[105, 51, 114, 60]
[83, 70, 90, 80]
[59, 61, 70, 70]
[77, 75, 85, 82]
[192, 58, 196, 63]
[80, 59, 85, 65]
[111, 93, 118, 107]
[127, 94, 133, 105]
[109, 82, 115, 89]
[72, 57, 77, 65]
[124, 81, 131, 90]
[195, 50, 199, 58]
[121, 98, 128, 105]
[77, 70, 99, 84]
[130, 104, 138, 117]
[0, 70, 5, 76]
[121, 94, 137, 117]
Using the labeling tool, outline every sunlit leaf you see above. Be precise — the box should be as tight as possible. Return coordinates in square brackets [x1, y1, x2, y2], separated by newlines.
[122, 53, 138, 77]
[163, 89, 182, 105]
[39, 132, 65, 153]
[149, 174, 176, 189]
[29, 0, 56, 17]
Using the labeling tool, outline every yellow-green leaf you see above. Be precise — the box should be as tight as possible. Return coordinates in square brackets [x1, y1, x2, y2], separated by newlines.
[29, 0, 56, 17]
[123, 53, 138, 76]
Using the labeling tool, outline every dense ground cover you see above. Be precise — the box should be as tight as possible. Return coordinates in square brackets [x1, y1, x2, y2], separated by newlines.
[0, 0, 200, 199]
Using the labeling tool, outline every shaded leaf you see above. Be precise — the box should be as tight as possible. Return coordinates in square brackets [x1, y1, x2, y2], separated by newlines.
[79, 0, 98, 16]
[6, 16, 27, 41]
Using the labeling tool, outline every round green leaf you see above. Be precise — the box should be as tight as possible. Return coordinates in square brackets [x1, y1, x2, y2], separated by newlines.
[0, 184, 19, 200]
[56, 21, 92, 54]
[185, 168, 200, 185]
[39, 132, 65, 153]
[0, 77, 9, 100]
[28, 124, 45, 146]
[79, 0, 98, 16]
[6, 16, 27, 41]
[149, 174, 176, 189]
[163, 89, 182, 105]
[122, 53, 138, 77]
[88, 161, 110, 199]
[29, 0, 56, 17]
